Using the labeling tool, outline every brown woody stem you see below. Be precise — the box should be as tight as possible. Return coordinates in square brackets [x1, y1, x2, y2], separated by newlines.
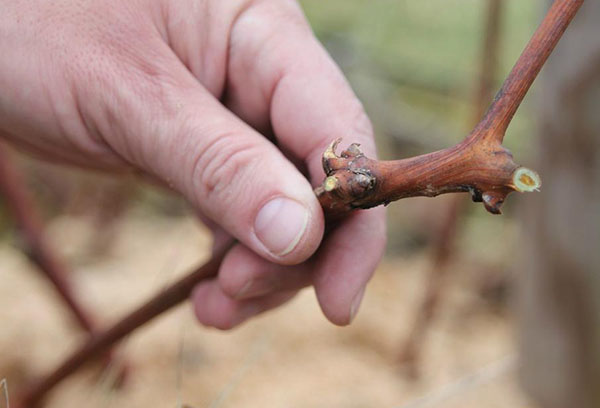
[318, 0, 583, 216]
[473, 0, 584, 142]
[16, 243, 231, 408]
[0, 144, 98, 331]
[15, 0, 583, 406]
[0, 144, 132, 405]
[316, 137, 539, 216]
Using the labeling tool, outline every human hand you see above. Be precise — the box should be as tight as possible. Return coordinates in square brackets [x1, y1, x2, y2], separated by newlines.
[0, 0, 386, 328]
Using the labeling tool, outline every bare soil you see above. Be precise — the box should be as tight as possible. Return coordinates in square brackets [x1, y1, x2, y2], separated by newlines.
[0, 211, 533, 408]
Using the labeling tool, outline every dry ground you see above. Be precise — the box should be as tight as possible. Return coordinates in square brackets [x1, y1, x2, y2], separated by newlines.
[0, 210, 534, 408]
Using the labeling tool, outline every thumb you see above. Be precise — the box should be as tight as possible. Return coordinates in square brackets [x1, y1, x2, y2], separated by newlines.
[177, 96, 325, 264]
[92, 51, 324, 264]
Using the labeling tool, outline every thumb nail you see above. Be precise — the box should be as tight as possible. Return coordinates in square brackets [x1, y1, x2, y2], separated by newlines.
[254, 197, 309, 256]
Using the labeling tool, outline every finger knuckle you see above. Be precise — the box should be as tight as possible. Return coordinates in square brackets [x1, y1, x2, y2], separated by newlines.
[231, 0, 311, 55]
[252, 0, 310, 30]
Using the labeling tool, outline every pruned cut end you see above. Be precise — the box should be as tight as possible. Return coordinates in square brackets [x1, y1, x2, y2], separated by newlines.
[324, 176, 339, 192]
[512, 167, 541, 192]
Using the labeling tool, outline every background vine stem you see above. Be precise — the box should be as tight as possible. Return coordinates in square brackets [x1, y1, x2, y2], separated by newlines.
[15, 0, 584, 406]
[0, 144, 97, 332]
[398, 0, 505, 377]
[0, 143, 129, 384]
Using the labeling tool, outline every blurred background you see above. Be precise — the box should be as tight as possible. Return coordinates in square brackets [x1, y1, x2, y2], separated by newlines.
[1, 0, 598, 407]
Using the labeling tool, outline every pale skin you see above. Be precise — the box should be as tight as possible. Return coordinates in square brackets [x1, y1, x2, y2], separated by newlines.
[0, 0, 386, 329]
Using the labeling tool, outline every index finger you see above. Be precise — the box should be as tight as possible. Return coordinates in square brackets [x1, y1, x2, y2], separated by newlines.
[226, 0, 377, 180]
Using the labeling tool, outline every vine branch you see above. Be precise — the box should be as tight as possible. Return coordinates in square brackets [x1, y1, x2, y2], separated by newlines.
[15, 0, 584, 406]
[473, 0, 583, 141]
[317, 0, 583, 217]
[0, 144, 97, 331]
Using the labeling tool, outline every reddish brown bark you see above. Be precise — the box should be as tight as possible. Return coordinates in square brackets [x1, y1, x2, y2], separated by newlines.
[317, 0, 583, 216]
[0, 144, 97, 331]
[15, 242, 232, 408]
[15, 0, 583, 406]
[316, 133, 534, 217]
[0, 145, 130, 398]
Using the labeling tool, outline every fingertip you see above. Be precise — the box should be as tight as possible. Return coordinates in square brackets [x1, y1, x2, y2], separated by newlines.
[191, 281, 250, 330]
[317, 284, 366, 326]
[218, 244, 314, 300]
[349, 286, 366, 323]
[191, 280, 298, 330]
[217, 245, 250, 299]
[313, 208, 387, 325]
